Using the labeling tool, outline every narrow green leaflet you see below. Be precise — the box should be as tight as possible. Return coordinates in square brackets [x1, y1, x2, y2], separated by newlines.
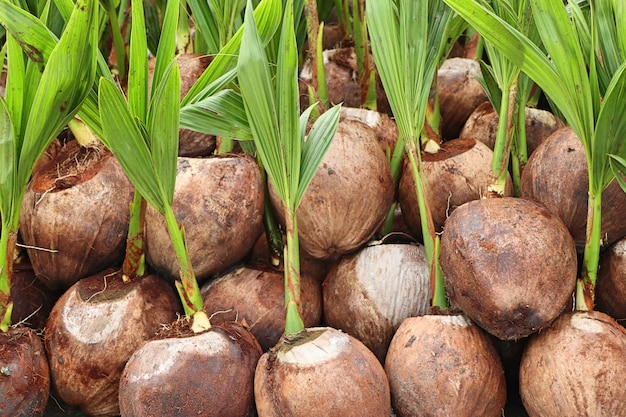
[98, 78, 165, 213]
[0, 98, 15, 225]
[128, 0, 149, 122]
[17, 0, 98, 199]
[148, 61, 181, 206]
[151, 0, 179, 97]
[187, 0, 221, 53]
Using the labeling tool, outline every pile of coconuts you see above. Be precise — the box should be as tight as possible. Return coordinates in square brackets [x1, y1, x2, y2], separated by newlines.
[4, 3, 626, 417]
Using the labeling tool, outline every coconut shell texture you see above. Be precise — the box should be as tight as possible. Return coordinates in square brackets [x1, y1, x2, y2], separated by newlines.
[201, 264, 322, 351]
[270, 118, 394, 260]
[323, 242, 430, 362]
[44, 272, 181, 416]
[521, 126, 626, 250]
[596, 237, 626, 326]
[119, 322, 262, 417]
[145, 155, 264, 283]
[0, 327, 50, 417]
[20, 143, 134, 290]
[399, 138, 513, 236]
[254, 327, 391, 417]
[437, 57, 488, 140]
[460, 101, 563, 156]
[520, 311, 626, 417]
[385, 315, 507, 417]
[440, 197, 577, 340]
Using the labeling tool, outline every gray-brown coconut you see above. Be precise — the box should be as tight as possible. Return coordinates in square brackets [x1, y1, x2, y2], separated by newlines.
[596, 236, 626, 325]
[254, 327, 391, 417]
[201, 264, 322, 351]
[20, 142, 134, 290]
[399, 138, 513, 236]
[270, 118, 394, 260]
[460, 101, 564, 156]
[440, 197, 578, 340]
[385, 314, 507, 417]
[145, 154, 264, 283]
[323, 240, 430, 362]
[520, 310, 626, 417]
[520, 126, 626, 251]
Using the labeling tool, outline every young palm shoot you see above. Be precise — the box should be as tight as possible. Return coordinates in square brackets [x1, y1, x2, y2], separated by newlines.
[445, 1, 626, 415]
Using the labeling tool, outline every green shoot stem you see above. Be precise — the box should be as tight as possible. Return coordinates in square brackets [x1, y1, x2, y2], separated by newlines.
[406, 144, 447, 309]
[162, 204, 204, 315]
[380, 135, 406, 236]
[510, 91, 529, 196]
[283, 206, 304, 335]
[489, 80, 518, 196]
[304, 0, 320, 102]
[353, 0, 371, 107]
[106, 0, 126, 82]
[121, 190, 147, 282]
[260, 167, 284, 266]
[422, 72, 442, 151]
[576, 189, 602, 311]
[0, 229, 16, 332]
[316, 23, 329, 111]
[177, 0, 192, 53]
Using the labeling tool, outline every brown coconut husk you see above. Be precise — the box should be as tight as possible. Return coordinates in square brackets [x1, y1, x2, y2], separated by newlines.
[596, 237, 626, 326]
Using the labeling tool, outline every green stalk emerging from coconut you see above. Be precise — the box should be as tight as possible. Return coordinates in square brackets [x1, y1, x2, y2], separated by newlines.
[444, 0, 626, 415]
[0, 1, 98, 414]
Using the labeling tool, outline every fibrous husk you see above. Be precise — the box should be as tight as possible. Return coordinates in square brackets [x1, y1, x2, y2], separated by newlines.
[270, 118, 394, 260]
[399, 138, 513, 235]
[20, 142, 134, 290]
[437, 57, 488, 140]
[201, 264, 322, 351]
[385, 314, 507, 417]
[596, 237, 626, 326]
[520, 126, 626, 251]
[323, 239, 430, 363]
[520, 310, 626, 417]
[145, 154, 264, 283]
[254, 327, 391, 417]
[460, 101, 564, 156]
[340, 106, 399, 154]
[440, 197, 577, 340]
[10, 260, 56, 330]
[119, 321, 262, 417]
[0, 327, 50, 417]
[44, 271, 180, 417]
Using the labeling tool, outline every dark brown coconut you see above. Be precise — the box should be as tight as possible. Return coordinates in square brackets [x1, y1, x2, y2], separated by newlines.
[398, 138, 513, 235]
[437, 57, 488, 140]
[520, 310, 626, 416]
[520, 126, 626, 250]
[201, 264, 322, 351]
[299, 47, 391, 114]
[323, 240, 430, 362]
[10, 260, 56, 330]
[270, 118, 395, 260]
[149, 53, 216, 157]
[119, 321, 262, 417]
[20, 142, 134, 290]
[254, 327, 391, 417]
[439, 197, 578, 340]
[0, 327, 50, 417]
[44, 270, 181, 416]
[145, 154, 264, 283]
[596, 237, 626, 325]
[385, 315, 507, 417]
[460, 101, 564, 156]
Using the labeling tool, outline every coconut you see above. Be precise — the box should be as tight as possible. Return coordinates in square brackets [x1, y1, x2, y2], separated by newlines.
[398, 138, 513, 235]
[460, 101, 564, 156]
[201, 264, 322, 351]
[440, 197, 578, 340]
[437, 57, 488, 140]
[10, 260, 56, 330]
[149, 53, 216, 157]
[270, 118, 395, 260]
[0, 327, 50, 417]
[596, 237, 626, 325]
[254, 327, 391, 417]
[145, 154, 264, 283]
[323, 238, 430, 362]
[519, 310, 626, 416]
[385, 314, 507, 417]
[340, 106, 399, 154]
[44, 271, 181, 416]
[520, 126, 626, 251]
[119, 321, 262, 417]
[19, 141, 134, 290]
